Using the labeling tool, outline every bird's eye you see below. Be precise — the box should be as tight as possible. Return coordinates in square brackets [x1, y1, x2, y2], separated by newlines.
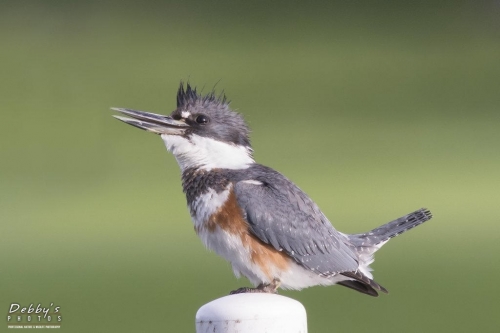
[195, 115, 209, 124]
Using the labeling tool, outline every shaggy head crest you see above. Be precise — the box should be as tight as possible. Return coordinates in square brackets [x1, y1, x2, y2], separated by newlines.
[177, 82, 228, 109]
[172, 81, 251, 148]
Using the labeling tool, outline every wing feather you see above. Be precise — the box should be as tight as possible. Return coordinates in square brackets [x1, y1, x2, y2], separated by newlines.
[233, 165, 359, 276]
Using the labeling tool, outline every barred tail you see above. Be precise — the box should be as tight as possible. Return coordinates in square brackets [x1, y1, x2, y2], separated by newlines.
[340, 208, 432, 297]
[351, 208, 432, 247]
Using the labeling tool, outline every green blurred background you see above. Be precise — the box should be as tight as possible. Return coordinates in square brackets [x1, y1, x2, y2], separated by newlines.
[1, 0, 499, 332]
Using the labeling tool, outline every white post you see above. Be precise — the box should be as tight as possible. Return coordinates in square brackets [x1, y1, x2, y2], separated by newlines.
[195, 293, 307, 333]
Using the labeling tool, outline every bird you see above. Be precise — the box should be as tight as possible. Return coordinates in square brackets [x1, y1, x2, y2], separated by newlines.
[111, 82, 432, 297]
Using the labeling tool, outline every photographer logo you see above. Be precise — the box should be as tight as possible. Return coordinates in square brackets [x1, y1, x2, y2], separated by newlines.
[6, 303, 62, 329]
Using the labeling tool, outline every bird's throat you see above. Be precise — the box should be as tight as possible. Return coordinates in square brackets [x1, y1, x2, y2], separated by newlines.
[161, 134, 254, 172]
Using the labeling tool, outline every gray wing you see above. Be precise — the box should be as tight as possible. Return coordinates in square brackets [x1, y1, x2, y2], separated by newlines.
[233, 167, 359, 276]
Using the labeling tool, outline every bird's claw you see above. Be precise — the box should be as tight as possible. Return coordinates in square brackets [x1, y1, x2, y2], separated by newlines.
[229, 280, 280, 295]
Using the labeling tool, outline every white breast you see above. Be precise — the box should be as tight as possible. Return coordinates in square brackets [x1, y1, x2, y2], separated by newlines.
[189, 187, 230, 231]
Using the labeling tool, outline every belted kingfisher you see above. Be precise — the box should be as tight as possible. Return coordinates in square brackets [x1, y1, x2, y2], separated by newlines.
[112, 83, 432, 296]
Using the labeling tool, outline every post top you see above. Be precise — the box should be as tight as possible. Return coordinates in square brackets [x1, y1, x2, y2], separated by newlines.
[196, 293, 307, 333]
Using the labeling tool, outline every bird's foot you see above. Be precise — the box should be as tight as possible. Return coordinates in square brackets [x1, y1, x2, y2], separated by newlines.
[229, 279, 281, 295]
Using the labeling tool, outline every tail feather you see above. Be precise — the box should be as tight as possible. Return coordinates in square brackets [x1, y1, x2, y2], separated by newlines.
[340, 208, 432, 297]
[340, 271, 388, 296]
[337, 280, 379, 297]
[350, 208, 432, 247]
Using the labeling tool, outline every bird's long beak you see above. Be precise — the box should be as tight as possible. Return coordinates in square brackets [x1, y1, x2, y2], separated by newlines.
[111, 108, 189, 135]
